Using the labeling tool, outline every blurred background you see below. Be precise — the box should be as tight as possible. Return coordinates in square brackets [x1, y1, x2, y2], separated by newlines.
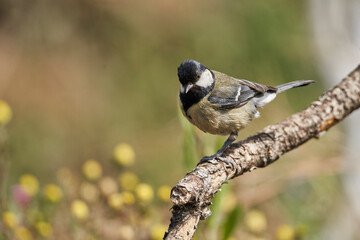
[0, 0, 359, 239]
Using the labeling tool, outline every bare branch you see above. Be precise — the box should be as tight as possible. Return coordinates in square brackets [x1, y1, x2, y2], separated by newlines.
[164, 65, 360, 240]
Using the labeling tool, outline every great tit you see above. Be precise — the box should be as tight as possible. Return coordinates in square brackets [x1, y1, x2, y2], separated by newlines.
[177, 59, 314, 164]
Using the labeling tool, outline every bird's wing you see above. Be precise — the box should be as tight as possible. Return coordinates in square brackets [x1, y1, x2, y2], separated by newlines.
[208, 71, 277, 109]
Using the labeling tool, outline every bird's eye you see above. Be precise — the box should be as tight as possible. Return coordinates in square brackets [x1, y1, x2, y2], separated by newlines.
[196, 75, 200, 78]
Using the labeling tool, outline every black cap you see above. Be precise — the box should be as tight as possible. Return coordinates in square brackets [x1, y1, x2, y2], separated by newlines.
[177, 59, 207, 84]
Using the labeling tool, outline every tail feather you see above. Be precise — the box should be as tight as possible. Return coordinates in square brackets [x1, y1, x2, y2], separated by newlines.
[275, 80, 315, 93]
[252, 80, 314, 108]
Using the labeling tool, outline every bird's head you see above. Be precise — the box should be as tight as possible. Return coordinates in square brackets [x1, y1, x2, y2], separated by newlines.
[178, 59, 215, 94]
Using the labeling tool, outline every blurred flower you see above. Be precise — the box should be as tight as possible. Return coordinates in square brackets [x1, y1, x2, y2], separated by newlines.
[19, 174, 39, 196]
[2, 211, 18, 228]
[121, 191, 135, 205]
[36, 221, 53, 237]
[108, 193, 123, 210]
[80, 182, 100, 203]
[244, 209, 267, 234]
[99, 176, 118, 196]
[14, 226, 32, 240]
[71, 200, 89, 220]
[135, 183, 154, 203]
[118, 225, 135, 240]
[150, 224, 167, 240]
[276, 224, 295, 240]
[12, 185, 31, 206]
[113, 143, 135, 166]
[118, 172, 139, 191]
[157, 185, 171, 202]
[44, 184, 63, 203]
[0, 100, 12, 125]
[82, 160, 102, 181]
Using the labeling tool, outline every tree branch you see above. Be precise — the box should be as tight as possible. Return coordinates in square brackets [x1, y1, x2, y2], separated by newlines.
[164, 65, 360, 240]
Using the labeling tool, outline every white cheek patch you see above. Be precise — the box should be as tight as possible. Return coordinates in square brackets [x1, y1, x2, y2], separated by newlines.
[180, 84, 185, 93]
[195, 69, 214, 88]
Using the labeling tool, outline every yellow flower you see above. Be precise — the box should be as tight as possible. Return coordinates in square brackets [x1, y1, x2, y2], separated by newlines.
[19, 174, 39, 196]
[71, 200, 89, 220]
[36, 221, 53, 237]
[80, 182, 100, 203]
[108, 193, 123, 210]
[113, 143, 135, 166]
[99, 176, 118, 196]
[2, 211, 18, 228]
[14, 226, 32, 240]
[118, 172, 139, 191]
[276, 224, 295, 240]
[150, 224, 167, 240]
[82, 160, 102, 181]
[44, 184, 63, 203]
[244, 209, 267, 234]
[0, 100, 12, 125]
[121, 191, 135, 205]
[157, 185, 172, 202]
[135, 183, 154, 203]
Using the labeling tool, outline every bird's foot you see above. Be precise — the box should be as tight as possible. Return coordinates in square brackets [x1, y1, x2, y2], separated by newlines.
[198, 154, 232, 165]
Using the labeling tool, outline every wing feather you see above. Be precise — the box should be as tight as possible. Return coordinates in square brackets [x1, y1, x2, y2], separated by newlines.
[208, 71, 277, 110]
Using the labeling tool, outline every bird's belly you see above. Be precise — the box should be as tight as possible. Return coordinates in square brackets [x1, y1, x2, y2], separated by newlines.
[185, 102, 258, 136]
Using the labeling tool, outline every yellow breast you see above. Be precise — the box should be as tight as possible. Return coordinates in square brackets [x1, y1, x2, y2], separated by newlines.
[183, 99, 259, 136]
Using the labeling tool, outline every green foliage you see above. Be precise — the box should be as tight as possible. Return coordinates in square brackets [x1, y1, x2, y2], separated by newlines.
[207, 184, 231, 233]
[222, 205, 243, 240]
[178, 109, 198, 171]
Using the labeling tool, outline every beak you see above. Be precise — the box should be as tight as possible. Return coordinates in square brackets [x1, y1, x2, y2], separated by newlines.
[185, 83, 193, 93]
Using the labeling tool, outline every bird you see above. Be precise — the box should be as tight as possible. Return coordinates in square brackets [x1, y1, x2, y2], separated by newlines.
[177, 59, 314, 164]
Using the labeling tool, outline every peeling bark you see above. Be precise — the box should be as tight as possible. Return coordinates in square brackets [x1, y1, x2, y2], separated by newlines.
[164, 65, 360, 240]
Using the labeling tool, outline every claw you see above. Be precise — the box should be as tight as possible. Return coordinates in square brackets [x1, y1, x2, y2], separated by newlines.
[198, 155, 217, 165]
[197, 132, 238, 166]
[216, 157, 232, 165]
[198, 154, 232, 165]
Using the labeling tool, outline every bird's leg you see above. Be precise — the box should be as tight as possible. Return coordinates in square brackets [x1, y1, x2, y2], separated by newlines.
[198, 132, 238, 165]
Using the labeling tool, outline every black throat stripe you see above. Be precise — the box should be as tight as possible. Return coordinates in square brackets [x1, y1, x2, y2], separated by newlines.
[180, 83, 214, 113]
